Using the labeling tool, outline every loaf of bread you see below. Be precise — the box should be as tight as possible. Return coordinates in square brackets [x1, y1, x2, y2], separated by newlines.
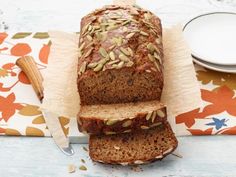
[77, 5, 163, 105]
[78, 100, 166, 134]
[89, 121, 177, 165]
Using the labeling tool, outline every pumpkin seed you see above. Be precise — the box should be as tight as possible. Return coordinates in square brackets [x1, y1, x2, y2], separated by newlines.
[87, 62, 98, 68]
[126, 61, 134, 67]
[141, 125, 149, 130]
[107, 60, 119, 65]
[151, 111, 157, 123]
[147, 43, 155, 54]
[120, 47, 130, 56]
[119, 54, 130, 62]
[126, 32, 135, 39]
[145, 112, 153, 120]
[86, 35, 93, 41]
[156, 38, 161, 45]
[79, 165, 87, 171]
[93, 63, 103, 72]
[106, 119, 119, 126]
[84, 48, 93, 58]
[79, 42, 85, 51]
[154, 52, 162, 64]
[154, 61, 161, 71]
[98, 58, 107, 65]
[116, 61, 125, 69]
[127, 47, 133, 57]
[150, 122, 162, 128]
[82, 146, 88, 151]
[81, 159, 85, 163]
[79, 61, 87, 74]
[148, 54, 155, 62]
[140, 31, 149, 36]
[109, 51, 116, 60]
[157, 110, 165, 118]
[109, 44, 116, 50]
[99, 47, 108, 57]
[122, 120, 132, 127]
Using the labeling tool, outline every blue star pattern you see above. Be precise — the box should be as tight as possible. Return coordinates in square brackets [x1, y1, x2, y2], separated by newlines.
[206, 118, 227, 130]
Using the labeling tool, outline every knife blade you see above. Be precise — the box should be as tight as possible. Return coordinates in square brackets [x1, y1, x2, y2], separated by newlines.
[16, 56, 74, 156]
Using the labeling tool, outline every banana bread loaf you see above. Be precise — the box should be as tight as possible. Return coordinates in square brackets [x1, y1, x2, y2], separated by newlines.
[77, 5, 163, 105]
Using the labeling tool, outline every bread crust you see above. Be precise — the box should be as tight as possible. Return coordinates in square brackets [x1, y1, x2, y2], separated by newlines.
[77, 5, 163, 105]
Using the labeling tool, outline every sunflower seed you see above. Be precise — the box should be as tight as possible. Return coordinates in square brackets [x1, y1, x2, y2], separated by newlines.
[86, 42, 94, 49]
[116, 61, 125, 69]
[93, 63, 103, 72]
[151, 110, 157, 123]
[122, 129, 131, 133]
[145, 112, 153, 120]
[140, 31, 149, 36]
[87, 62, 98, 68]
[144, 13, 152, 20]
[126, 61, 134, 67]
[79, 165, 87, 171]
[119, 54, 130, 62]
[122, 120, 132, 127]
[157, 110, 165, 118]
[122, 20, 130, 26]
[82, 23, 90, 35]
[86, 35, 93, 41]
[84, 48, 93, 58]
[117, 37, 123, 46]
[148, 54, 155, 62]
[120, 47, 130, 56]
[99, 47, 108, 57]
[78, 50, 82, 58]
[145, 69, 151, 73]
[106, 119, 119, 126]
[126, 32, 135, 39]
[147, 43, 155, 54]
[105, 131, 116, 135]
[109, 51, 116, 60]
[127, 47, 133, 57]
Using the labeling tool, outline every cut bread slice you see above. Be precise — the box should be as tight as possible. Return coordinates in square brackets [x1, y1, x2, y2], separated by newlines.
[89, 121, 178, 165]
[78, 100, 167, 135]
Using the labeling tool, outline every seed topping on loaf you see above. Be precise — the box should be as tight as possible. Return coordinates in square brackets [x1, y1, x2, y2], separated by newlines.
[78, 5, 163, 76]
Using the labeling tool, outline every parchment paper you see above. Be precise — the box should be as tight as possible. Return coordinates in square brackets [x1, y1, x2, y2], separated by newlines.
[41, 26, 202, 135]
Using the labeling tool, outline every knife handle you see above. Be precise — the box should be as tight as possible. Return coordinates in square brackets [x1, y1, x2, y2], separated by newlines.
[16, 56, 44, 101]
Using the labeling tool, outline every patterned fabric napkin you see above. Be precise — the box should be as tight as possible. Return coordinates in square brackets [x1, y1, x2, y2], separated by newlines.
[1, 31, 236, 137]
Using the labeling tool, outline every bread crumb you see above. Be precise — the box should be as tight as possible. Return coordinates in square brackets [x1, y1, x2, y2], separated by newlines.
[79, 165, 87, 171]
[68, 164, 76, 173]
[131, 165, 142, 172]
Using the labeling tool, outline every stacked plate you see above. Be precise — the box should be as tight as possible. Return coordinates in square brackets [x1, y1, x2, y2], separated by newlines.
[183, 12, 236, 73]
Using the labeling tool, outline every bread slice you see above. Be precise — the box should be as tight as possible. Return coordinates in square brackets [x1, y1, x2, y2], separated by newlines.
[89, 121, 178, 165]
[78, 100, 167, 135]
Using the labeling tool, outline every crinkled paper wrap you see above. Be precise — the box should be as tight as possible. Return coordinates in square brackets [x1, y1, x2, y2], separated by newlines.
[41, 26, 202, 135]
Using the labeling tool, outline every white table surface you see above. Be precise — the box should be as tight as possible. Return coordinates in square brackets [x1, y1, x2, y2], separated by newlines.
[1, 0, 236, 177]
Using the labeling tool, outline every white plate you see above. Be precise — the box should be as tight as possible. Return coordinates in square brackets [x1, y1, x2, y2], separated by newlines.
[183, 12, 236, 65]
[193, 57, 236, 73]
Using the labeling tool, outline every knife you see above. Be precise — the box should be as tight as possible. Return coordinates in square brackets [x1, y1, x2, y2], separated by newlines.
[16, 56, 74, 156]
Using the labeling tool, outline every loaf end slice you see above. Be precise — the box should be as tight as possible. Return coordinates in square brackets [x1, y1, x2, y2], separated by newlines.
[89, 121, 178, 165]
[78, 100, 167, 135]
